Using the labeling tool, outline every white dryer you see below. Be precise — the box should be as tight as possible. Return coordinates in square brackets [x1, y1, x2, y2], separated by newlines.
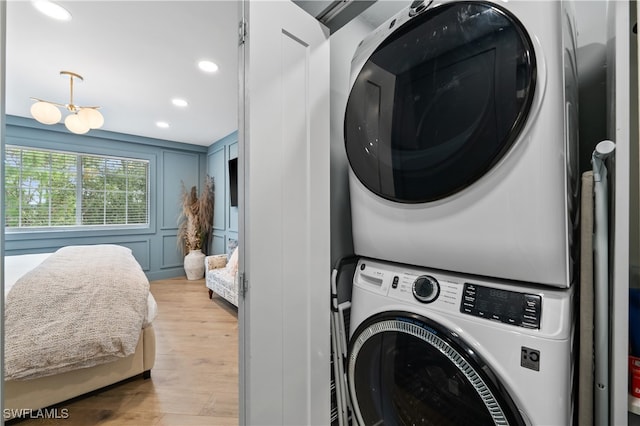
[344, 0, 579, 287]
[347, 258, 575, 425]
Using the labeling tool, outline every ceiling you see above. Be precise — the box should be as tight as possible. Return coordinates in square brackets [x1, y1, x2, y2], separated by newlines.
[6, 1, 240, 147]
[5, 1, 409, 147]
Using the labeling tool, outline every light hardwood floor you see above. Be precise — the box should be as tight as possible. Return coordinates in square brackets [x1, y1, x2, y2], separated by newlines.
[15, 277, 239, 426]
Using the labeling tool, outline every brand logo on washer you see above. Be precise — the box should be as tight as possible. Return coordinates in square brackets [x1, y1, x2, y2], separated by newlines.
[521, 346, 540, 371]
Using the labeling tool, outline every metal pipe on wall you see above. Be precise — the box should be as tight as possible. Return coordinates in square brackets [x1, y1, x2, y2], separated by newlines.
[591, 139, 616, 425]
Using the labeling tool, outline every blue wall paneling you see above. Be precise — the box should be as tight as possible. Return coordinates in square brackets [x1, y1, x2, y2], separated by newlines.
[4, 115, 208, 281]
[207, 130, 238, 255]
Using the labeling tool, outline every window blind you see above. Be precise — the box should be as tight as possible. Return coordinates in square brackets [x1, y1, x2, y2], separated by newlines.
[5, 145, 149, 229]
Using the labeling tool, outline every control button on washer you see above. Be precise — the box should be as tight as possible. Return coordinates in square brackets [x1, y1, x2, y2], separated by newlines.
[412, 275, 440, 303]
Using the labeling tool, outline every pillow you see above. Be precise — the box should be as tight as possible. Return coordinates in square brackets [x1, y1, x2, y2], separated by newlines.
[208, 255, 227, 270]
[226, 247, 239, 276]
[227, 239, 238, 260]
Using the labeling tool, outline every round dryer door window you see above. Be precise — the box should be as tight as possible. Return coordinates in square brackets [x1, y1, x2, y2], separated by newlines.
[344, 1, 536, 203]
[347, 312, 525, 426]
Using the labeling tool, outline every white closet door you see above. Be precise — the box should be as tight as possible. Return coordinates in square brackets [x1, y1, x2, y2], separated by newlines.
[239, 1, 330, 424]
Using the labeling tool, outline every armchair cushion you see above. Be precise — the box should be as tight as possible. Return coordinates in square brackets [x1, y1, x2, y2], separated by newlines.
[205, 253, 238, 306]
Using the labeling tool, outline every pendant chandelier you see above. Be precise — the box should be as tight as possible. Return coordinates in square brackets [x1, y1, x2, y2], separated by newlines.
[30, 71, 104, 135]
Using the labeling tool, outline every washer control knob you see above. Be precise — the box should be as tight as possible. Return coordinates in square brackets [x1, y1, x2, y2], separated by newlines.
[412, 275, 440, 303]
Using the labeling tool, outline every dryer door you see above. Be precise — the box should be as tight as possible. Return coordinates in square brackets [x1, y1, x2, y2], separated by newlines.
[347, 312, 525, 426]
[344, 1, 536, 203]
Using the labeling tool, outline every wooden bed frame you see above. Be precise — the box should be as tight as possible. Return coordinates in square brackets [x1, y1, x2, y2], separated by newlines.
[4, 325, 155, 417]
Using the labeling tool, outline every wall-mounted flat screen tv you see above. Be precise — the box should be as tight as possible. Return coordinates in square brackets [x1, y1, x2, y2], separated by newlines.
[229, 157, 238, 207]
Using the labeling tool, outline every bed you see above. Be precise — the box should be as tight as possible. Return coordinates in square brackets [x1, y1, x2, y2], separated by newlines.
[3, 245, 157, 417]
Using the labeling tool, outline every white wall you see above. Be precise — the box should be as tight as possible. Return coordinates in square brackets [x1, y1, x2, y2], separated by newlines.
[328, 0, 632, 423]
[329, 2, 637, 424]
[576, 0, 608, 47]
[329, 1, 410, 270]
[576, 1, 609, 172]
[329, 16, 373, 267]
[632, 0, 639, 283]
[575, 0, 638, 280]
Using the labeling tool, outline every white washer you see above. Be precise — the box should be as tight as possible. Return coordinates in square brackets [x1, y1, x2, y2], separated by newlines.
[344, 0, 579, 287]
[347, 258, 575, 426]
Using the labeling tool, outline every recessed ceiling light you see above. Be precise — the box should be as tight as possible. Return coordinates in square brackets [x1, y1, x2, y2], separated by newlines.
[32, 0, 72, 21]
[198, 60, 219, 73]
[172, 98, 188, 108]
[156, 121, 170, 129]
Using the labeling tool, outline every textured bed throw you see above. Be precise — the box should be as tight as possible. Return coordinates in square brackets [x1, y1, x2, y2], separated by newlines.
[5, 245, 149, 380]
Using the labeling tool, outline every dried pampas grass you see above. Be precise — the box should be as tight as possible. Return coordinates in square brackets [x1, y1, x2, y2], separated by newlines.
[177, 176, 215, 255]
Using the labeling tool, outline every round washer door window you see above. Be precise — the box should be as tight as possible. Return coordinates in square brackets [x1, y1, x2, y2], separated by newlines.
[347, 313, 525, 426]
[344, 1, 536, 203]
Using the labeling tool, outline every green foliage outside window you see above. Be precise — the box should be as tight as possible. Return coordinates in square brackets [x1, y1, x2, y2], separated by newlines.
[5, 146, 149, 228]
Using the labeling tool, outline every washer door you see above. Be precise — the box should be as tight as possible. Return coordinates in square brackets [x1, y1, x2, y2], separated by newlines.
[344, 1, 536, 203]
[348, 312, 525, 426]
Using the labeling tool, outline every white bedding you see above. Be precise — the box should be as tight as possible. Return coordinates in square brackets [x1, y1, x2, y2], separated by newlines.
[5, 245, 154, 380]
[4, 252, 158, 326]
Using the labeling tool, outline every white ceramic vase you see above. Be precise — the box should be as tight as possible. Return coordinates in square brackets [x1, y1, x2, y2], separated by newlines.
[184, 249, 206, 280]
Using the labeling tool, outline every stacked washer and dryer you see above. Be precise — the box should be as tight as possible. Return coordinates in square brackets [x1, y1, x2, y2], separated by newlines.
[343, 1, 580, 425]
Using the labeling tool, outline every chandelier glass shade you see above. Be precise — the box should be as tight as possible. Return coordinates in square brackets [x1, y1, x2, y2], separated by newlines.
[30, 71, 104, 135]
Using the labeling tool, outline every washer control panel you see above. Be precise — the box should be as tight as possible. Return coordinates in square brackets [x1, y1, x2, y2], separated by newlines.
[461, 283, 542, 329]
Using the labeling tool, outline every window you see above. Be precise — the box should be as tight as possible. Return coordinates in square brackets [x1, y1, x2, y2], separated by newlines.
[5, 146, 149, 229]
